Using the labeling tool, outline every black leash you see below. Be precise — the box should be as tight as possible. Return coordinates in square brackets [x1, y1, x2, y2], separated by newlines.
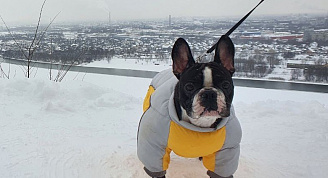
[197, 0, 265, 62]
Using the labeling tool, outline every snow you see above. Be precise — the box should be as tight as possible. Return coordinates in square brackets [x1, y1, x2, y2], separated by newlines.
[0, 61, 328, 178]
[83, 57, 171, 72]
[264, 65, 292, 80]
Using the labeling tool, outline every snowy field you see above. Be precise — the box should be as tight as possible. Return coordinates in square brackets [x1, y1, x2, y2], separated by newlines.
[0, 61, 328, 178]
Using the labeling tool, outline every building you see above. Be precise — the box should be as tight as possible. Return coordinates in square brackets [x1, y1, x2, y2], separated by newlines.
[304, 29, 328, 42]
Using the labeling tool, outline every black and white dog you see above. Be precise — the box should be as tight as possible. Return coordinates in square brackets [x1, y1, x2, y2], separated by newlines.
[138, 35, 241, 178]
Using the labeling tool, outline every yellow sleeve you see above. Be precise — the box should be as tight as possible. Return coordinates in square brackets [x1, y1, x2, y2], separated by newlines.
[143, 85, 155, 112]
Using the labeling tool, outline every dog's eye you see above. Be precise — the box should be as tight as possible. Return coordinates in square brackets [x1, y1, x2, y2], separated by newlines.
[184, 83, 195, 92]
[221, 81, 231, 90]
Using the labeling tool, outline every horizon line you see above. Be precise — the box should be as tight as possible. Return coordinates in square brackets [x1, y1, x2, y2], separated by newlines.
[1, 12, 327, 26]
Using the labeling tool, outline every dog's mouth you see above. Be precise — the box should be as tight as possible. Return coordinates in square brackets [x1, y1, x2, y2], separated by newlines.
[193, 99, 226, 118]
[200, 109, 220, 117]
[187, 107, 224, 128]
[193, 104, 230, 119]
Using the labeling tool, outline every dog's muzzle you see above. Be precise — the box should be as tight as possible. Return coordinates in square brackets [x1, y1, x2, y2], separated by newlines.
[200, 89, 218, 112]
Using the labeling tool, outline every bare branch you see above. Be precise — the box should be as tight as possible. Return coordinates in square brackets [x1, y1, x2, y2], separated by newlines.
[31, 11, 61, 54]
[58, 50, 85, 82]
[33, 66, 39, 78]
[0, 63, 9, 79]
[30, 0, 47, 51]
[73, 71, 80, 80]
[8, 62, 10, 78]
[82, 72, 87, 81]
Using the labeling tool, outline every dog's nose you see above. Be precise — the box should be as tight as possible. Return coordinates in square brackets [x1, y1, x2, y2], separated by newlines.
[201, 90, 217, 100]
[200, 90, 218, 111]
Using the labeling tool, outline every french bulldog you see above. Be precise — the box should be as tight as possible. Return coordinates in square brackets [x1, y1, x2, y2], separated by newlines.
[138, 35, 241, 178]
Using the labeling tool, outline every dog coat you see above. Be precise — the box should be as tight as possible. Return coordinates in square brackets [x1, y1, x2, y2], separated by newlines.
[137, 69, 242, 177]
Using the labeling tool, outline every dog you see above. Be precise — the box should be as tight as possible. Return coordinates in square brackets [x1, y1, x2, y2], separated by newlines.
[137, 35, 242, 178]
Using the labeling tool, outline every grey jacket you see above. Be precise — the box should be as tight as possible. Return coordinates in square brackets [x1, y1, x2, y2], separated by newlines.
[137, 69, 242, 177]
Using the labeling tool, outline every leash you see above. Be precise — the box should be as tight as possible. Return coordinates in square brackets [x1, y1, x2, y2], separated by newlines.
[196, 0, 265, 63]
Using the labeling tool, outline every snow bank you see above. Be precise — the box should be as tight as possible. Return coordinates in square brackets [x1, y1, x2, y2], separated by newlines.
[0, 78, 144, 177]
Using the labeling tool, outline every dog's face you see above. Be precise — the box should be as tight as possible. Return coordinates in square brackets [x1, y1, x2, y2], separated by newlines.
[172, 36, 235, 128]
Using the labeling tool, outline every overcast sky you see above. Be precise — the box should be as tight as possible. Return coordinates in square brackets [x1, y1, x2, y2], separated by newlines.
[0, 0, 327, 24]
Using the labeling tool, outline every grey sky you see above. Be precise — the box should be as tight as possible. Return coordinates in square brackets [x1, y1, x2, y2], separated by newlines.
[0, 0, 327, 24]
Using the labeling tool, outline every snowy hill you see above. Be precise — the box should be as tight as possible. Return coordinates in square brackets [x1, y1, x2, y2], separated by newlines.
[0, 62, 328, 177]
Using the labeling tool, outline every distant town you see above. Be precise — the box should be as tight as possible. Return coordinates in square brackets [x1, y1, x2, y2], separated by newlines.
[0, 14, 327, 83]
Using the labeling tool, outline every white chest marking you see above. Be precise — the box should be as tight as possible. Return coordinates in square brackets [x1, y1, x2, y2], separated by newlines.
[203, 67, 213, 87]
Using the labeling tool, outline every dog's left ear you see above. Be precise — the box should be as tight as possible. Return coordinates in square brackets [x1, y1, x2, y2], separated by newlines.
[214, 35, 235, 75]
[172, 38, 195, 79]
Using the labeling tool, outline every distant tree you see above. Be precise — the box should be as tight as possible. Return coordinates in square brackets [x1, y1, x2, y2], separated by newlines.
[315, 57, 325, 65]
[291, 68, 302, 80]
[267, 49, 279, 68]
[283, 51, 295, 59]
[304, 66, 328, 82]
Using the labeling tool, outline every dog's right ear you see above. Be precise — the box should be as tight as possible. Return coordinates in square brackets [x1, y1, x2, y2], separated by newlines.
[172, 38, 195, 79]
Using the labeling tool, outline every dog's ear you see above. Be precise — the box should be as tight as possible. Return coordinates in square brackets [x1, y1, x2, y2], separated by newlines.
[172, 38, 195, 79]
[214, 35, 235, 75]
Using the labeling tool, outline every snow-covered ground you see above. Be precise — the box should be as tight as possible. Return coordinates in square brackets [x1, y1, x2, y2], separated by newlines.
[0, 61, 328, 178]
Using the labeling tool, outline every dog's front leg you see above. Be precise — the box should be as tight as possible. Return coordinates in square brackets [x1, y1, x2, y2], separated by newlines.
[138, 108, 171, 178]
